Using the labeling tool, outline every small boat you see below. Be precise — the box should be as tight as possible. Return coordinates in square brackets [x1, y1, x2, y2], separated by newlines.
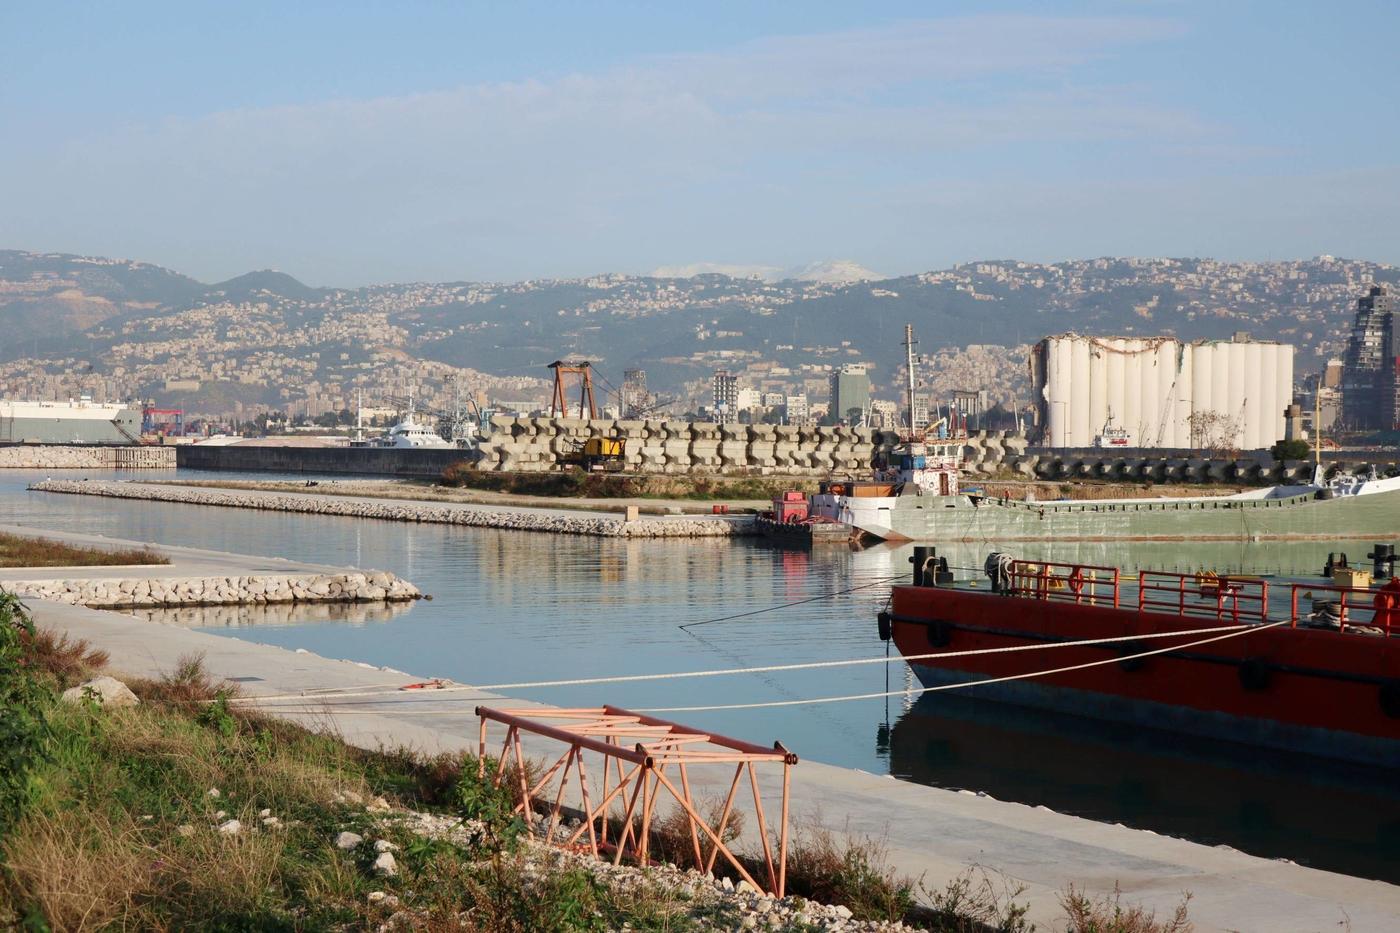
[879, 549, 1400, 766]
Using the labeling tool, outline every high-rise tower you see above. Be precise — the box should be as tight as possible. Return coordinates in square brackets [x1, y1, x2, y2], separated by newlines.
[1340, 285, 1396, 430]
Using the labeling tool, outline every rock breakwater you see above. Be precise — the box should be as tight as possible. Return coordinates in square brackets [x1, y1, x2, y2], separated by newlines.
[2, 569, 421, 610]
[30, 479, 753, 538]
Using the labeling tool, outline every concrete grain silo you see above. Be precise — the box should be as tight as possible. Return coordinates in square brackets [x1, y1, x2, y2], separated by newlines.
[1032, 333, 1294, 451]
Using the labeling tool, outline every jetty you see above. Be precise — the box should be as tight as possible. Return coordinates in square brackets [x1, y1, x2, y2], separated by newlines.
[30, 479, 756, 538]
[0, 525, 419, 609]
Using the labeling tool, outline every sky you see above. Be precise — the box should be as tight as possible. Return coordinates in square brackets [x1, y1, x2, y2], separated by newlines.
[1, 1, 1397, 286]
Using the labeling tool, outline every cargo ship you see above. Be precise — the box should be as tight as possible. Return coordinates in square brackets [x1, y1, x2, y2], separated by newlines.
[879, 550, 1400, 766]
[808, 325, 1400, 542]
[0, 396, 142, 445]
[810, 462, 1400, 542]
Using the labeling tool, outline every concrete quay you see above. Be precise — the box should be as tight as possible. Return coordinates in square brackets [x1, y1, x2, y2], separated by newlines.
[31, 479, 755, 538]
[0, 524, 420, 608]
[22, 588, 1400, 931]
[0, 444, 175, 469]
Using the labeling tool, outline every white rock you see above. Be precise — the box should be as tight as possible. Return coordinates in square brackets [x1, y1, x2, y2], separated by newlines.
[335, 831, 363, 850]
[207, 788, 222, 798]
[832, 904, 853, 919]
[373, 839, 398, 853]
[373, 851, 398, 877]
[60, 676, 139, 708]
[259, 808, 272, 818]
[217, 819, 242, 835]
[213, 810, 227, 820]
[176, 824, 195, 837]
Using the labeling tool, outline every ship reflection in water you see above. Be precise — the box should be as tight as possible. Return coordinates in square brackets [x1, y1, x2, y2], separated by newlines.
[883, 692, 1400, 884]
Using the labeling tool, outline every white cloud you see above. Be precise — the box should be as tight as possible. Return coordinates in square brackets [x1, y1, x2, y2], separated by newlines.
[0, 13, 1263, 284]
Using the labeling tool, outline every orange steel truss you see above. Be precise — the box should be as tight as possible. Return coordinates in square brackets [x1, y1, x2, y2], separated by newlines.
[476, 705, 797, 897]
[548, 360, 598, 419]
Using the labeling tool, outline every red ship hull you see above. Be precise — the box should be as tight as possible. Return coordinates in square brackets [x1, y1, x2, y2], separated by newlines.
[888, 575, 1400, 767]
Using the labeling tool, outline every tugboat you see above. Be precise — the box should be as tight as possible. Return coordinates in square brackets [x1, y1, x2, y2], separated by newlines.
[878, 546, 1400, 766]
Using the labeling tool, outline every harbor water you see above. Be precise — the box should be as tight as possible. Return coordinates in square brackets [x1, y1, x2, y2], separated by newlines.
[5, 469, 1399, 883]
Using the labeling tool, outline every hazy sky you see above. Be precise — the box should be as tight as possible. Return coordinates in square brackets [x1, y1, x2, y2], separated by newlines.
[2, 1, 1397, 285]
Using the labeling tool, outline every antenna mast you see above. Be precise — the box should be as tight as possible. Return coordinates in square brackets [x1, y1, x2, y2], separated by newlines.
[903, 323, 917, 439]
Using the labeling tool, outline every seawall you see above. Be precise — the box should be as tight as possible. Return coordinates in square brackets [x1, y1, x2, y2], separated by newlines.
[177, 444, 466, 478]
[0, 444, 175, 469]
[30, 479, 755, 538]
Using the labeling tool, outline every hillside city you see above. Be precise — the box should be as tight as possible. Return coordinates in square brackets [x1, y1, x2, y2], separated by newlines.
[0, 250, 1395, 435]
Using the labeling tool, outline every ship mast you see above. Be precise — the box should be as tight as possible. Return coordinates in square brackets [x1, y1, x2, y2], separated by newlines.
[903, 323, 917, 442]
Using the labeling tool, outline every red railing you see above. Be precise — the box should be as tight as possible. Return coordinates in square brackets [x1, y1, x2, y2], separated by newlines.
[1137, 571, 1269, 624]
[1008, 560, 1120, 608]
[1289, 583, 1395, 636]
[1001, 561, 1396, 637]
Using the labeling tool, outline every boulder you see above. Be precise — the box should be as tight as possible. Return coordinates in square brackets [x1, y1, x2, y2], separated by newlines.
[61, 675, 139, 709]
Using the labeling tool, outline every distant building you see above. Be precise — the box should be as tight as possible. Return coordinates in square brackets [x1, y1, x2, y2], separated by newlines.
[1340, 286, 1397, 430]
[622, 368, 649, 419]
[828, 364, 871, 425]
[869, 399, 899, 430]
[784, 394, 809, 425]
[711, 369, 738, 420]
[952, 389, 987, 430]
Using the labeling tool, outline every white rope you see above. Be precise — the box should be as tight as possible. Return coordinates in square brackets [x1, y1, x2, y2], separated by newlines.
[629, 619, 1291, 713]
[233, 619, 1272, 707]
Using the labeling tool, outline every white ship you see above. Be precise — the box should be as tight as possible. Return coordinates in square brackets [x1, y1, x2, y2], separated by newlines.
[379, 411, 453, 449]
[0, 396, 142, 445]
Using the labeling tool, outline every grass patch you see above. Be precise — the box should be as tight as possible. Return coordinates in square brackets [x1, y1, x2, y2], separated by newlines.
[1060, 884, 1192, 933]
[0, 532, 167, 568]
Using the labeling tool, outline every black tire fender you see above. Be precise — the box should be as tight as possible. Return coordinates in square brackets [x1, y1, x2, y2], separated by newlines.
[1238, 658, 1272, 691]
[1117, 640, 1148, 672]
[1381, 681, 1400, 719]
[926, 620, 952, 648]
[876, 611, 892, 642]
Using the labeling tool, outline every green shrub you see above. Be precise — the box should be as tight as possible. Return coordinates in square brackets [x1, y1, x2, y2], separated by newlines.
[1270, 438, 1310, 461]
[0, 594, 51, 838]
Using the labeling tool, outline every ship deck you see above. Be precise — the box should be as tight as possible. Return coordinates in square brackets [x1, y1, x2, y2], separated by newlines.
[928, 557, 1395, 637]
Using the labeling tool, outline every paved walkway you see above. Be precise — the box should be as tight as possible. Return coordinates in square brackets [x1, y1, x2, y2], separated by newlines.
[134, 481, 755, 525]
[0, 523, 353, 583]
[169, 477, 774, 516]
[17, 554, 1400, 932]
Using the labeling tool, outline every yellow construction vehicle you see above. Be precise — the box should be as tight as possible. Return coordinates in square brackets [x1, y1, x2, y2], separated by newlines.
[560, 435, 626, 472]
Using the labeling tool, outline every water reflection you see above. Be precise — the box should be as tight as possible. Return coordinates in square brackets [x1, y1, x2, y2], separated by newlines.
[887, 693, 1400, 884]
[121, 600, 415, 628]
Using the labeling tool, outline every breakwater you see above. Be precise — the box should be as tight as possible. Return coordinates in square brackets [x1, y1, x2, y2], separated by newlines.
[30, 479, 754, 538]
[177, 444, 465, 478]
[0, 444, 175, 469]
[475, 416, 882, 474]
[2, 569, 420, 610]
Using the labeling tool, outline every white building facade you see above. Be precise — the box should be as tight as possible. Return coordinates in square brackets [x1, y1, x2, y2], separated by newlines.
[1030, 334, 1294, 451]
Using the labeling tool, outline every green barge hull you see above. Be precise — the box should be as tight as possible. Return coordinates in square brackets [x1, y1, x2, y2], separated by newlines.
[859, 490, 1400, 542]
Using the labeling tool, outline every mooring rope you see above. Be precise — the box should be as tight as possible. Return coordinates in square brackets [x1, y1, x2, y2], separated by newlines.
[629, 619, 1292, 713]
[232, 619, 1276, 707]
[677, 574, 903, 629]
